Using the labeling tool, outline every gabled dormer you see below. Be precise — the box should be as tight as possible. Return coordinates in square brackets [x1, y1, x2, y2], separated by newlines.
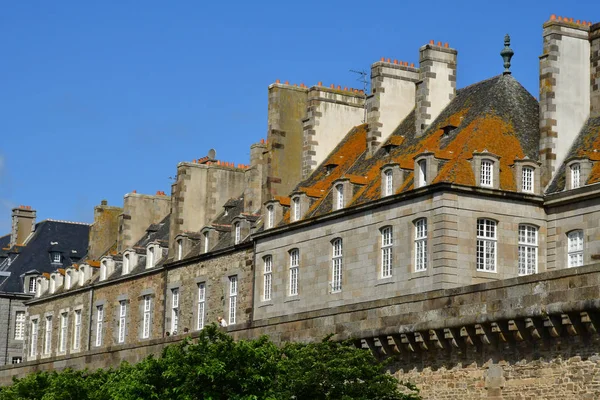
[121, 250, 137, 275]
[565, 157, 593, 191]
[231, 217, 251, 245]
[63, 266, 78, 290]
[49, 271, 64, 294]
[380, 163, 403, 197]
[513, 157, 541, 194]
[173, 232, 201, 261]
[471, 150, 500, 189]
[331, 178, 351, 211]
[145, 242, 163, 269]
[99, 256, 117, 281]
[263, 197, 290, 230]
[78, 263, 93, 287]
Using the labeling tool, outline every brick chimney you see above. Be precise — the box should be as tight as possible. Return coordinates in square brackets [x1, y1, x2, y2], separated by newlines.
[415, 41, 457, 137]
[367, 59, 419, 156]
[591, 22, 600, 117]
[10, 205, 36, 248]
[539, 16, 591, 187]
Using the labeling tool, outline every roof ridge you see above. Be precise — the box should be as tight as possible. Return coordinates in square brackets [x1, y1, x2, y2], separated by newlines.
[44, 219, 90, 226]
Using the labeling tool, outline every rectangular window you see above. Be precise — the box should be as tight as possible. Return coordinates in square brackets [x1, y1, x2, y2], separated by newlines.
[28, 278, 37, 294]
[571, 163, 581, 189]
[52, 252, 61, 263]
[59, 313, 68, 352]
[568, 230, 584, 268]
[414, 219, 428, 272]
[197, 283, 206, 330]
[73, 310, 81, 350]
[522, 167, 534, 193]
[177, 240, 183, 261]
[14, 311, 25, 340]
[171, 289, 179, 334]
[123, 254, 130, 274]
[30, 319, 39, 358]
[381, 227, 393, 278]
[293, 198, 301, 222]
[331, 239, 343, 293]
[142, 296, 151, 339]
[263, 256, 272, 301]
[289, 249, 299, 296]
[234, 223, 241, 244]
[147, 247, 154, 268]
[12, 357, 22, 364]
[100, 262, 107, 281]
[229, 276, 237, 325]
[418, 160, 427, 187]
[267, 206, 274, 229]
[385, 170, 393, 196]
[480, 160, 493, 187]
[204, 233, 210, 253]
[477, 219, 497, 272]
[118, 301, 127, 343]
[44, 316, 52, 355]
[336, 184, 344, 210]
[95, 306, 103, 347]
[518, 225, 538, 276]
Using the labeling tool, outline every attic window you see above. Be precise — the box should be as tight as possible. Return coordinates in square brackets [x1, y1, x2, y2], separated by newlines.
[325, 164, 338, 175]
[441, 125, 457, 138]
[28, 277, 37, 294]
[234, 222, 241, 244]
[51, 252, 61, 264]
[571, 163, 581, 189]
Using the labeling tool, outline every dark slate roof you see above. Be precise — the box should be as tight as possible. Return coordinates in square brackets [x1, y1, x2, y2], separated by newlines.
[0, 220, 90, 293]
[0, 234, 10, 259]
[133, 214, 171, 251]
[285, 74, 539, 220]
[546, 116, 600, 193]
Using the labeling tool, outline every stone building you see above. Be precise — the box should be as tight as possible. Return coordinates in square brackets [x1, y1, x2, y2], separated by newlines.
[7, 15, 600, 399]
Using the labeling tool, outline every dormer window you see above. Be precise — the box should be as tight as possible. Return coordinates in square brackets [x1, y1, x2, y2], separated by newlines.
[325, 163, 338, 175]
[146, 247, 155, 268]
[100, 261, 107, 281]
[51, 252, 61, 264]
[123, 254, 130, 275]
[266, 205, 274, 229]
[28, 277, 37, 294]
[384, 170, 393, 196]
[335, 184, 344, 210]
[177, 239, 183, 261]
[571, 163, 581, 189]
[234, 222, 241, 245]
[79, 266, 85, 286]
[522, 167, 534, 193]
[292, 197, 301, 222]
[442, 125, 457, 138]
[417, 160, 427, 188]
[203, 232, 210, 253]
[65, 271, 71, 290]
[480, 160, 493, 187]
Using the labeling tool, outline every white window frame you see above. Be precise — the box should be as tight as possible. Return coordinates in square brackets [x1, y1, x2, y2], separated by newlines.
[118, 301, 127, 343]
[204, 233, 210, 253]
[30, 319, 38, 358]
[568, 230, 584, 268]
[44, 316, 52, 355]
[381, 227, 393, 278]
[171, 288, 179, 333]
[331, 239, 343, 293]
[289, 249, 299, 296]
[267, 205, 274, 229]
[518, 224, 538, 276]
[522, 166, 534, 193]
[100, 261, 107, 281]
[59, 312, 68, 352]
[142, 296, 151, 339]
[477, 219, 497, 272]
[95, 306, 103, 347]
[28, 277, 37, 294]
[146, 247, 155, 268]
[177, 239, 183, 261]
[14, 311, 25, 340]
[123, 254, 130, 275]
[263, 256, 272, 301]
[73, 310, 81, 350]
[65, 271, 71, 290]
[234, 222, 241, 245]
[336, 184, 344, 210]
[414, 219, 428, 272]
[480, 159, 493, 187]
[197, 283, 206, 330]
[293, 197, 301, 222]
[384, 169, 393, 196]
[229, 276, 238, 325]
[52, 252, 61, 263]
[418, 160, 427, 188]
[571, 163, 581, 189]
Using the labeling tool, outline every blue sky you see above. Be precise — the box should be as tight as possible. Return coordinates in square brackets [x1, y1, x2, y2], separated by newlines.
[0, 0, 598, 233]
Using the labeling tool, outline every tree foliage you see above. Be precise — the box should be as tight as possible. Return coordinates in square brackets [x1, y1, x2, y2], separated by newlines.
[0, 325, 420, 400]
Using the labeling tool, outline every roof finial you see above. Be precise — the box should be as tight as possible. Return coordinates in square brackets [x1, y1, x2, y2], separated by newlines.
[500, 33, 514, 75]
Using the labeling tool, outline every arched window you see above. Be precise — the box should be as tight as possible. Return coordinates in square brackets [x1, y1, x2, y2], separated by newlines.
[518, 225, 538, 275]
[177, 239, 183, 261]
[417, 160, 427, 187]
[292, 197, 301, 222]
[123, 253, 130, 275]
[266, 205, 274, 229]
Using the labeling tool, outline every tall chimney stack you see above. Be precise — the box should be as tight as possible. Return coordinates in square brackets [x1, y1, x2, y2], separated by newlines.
[590, 22, 600, 117]
[10, 206, 36, 248]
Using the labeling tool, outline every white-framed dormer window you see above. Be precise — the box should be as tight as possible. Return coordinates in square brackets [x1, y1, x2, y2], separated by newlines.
[197, 282, 206, 330]
[51, 252, 61, 264]
[568, 230, 584, 268]
[414, 219, 428, 272]
[335, 184, 344, 210]
[123, 254, 130, 275]
[95, 305, 103, 347]
[292, 197, 301, 222]
[14, 311, 25, 340]
[73, 310, 81, 350]
[289, 249, 299, 296]
[118, 301, 127, 343]
[522, 166, 534, 193]
[476, 219, 497, 272]
[177, 239, 183, 261]
[142, 296, 151, 339]
[234, 222, 241, 245]
[518, 224, 538, 275]
[44, 315, 52, 355]
[571, 163, 581, 189]
[100, 261, 107, 281]
[228, 276, 238, 325]
[381, 226, 393, 278]
[263, 256, 272, 301]
[417, 160, 427, 188]
[146, 247, 155, 269]
[30, 318, 39, 358]
[331, 239, 343, 293]
[59, 312, 68, 353]
[203, 232, 210, 253]
[480, 160, 493, 187]
[171, 288, 179, 334]
[266, 205, 274, 229]
[384, 169, 393, 196]
[28, 277, 37, 294]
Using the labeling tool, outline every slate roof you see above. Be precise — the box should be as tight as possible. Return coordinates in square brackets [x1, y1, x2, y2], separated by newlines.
[0, 220, 90, 293]
[285, 74, 540, 221]
[547, 116, 600, 193]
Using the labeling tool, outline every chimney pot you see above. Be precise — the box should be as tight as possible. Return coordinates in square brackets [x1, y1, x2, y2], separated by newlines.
[437, 41, 442, 46]
[318, 81, 322, 86]
[285, 80, 289, 84]
[101, 200, 108, 206]
[387, 58, 391, 63]
[393, 59, 398, 64]
[444, 42, 449, 48]
[380, 57, 385, 61]
[429, 40, 434, 44]
[550, 14, 556, 21]
[276, 79, 280, 83]
[410, 63, 415, 67]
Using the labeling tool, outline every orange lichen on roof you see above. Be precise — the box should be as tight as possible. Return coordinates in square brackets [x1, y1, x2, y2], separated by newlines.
[42, 273, 50, 279]
[57, 269, 65, 276]
[274, 196, 291, 207]
[345, 174, 369, 185]
[579, 124, 600, 184]
[299, 187, 325, 198]
[386, 136, 405, 146]
[87, 260, 100, 268]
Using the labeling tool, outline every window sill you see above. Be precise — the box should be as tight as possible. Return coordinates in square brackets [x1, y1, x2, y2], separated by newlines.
[375, 278, 394, 286]
[284, 296, 301, 303]
[258, 301, 274, 308]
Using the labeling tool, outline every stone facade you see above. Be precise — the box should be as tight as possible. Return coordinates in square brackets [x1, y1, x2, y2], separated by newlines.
[0, 295, 28, 365]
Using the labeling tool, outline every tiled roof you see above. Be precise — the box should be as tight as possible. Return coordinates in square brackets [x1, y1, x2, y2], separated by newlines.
[286, 74, 539, 221]
[547, 116, 600, 193]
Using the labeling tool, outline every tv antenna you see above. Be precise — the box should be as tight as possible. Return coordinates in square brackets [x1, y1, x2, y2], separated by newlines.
[350, 69, 369, 123]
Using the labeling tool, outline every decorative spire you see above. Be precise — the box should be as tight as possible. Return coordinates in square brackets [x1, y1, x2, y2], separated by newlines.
[500, 34, 514, 75]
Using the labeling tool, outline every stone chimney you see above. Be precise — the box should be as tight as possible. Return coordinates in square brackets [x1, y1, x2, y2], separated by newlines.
[302, 84, 366, 178]
[367, 58, 419, 156]
[87, 200, 123, 260]
[415, 41, 457, 137]
[244, 140, 268, 213]
[539, 16, 591, 187]
[10, 205, 36, 248]
[117, 191, 171, 252]
[591, 22, 600, 117]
